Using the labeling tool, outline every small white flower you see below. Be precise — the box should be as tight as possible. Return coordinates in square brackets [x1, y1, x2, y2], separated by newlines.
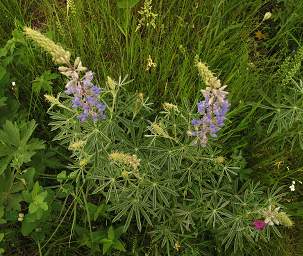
[292, 181, 296, 185]
[17, 212, 24, 222]
[12, 81, 16, 86]
[262, 12, 272, 22]
[289, 184, 295, 191]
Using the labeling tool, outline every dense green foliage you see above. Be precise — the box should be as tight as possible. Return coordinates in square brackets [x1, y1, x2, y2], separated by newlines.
[1, 0, 303, 255]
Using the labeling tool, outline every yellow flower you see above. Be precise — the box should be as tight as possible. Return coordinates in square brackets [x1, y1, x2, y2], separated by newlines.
[121, 170, 129, 178]
[273, 160, 284, 169]
[132, 92, 145, 118]
[44, 94, 57, 104]
[162, 102, 178, 112]
[107, 76, 117, 91]
[150, 122, 173, 140]
[44, 94, 71, 111]
[68, 140, 86, 151]
[215, 156, 225, 164]
[80, 158, 90, 168]
[174, 241, 181, 251]
[146, 55, 157, 71]
[109, 152, 141, 170]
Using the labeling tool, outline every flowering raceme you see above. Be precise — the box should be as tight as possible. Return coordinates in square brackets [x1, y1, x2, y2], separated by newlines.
[24, 26, 106, 123]
[191, 60, 230, 145]
[59, 58, 106, 122]
[66, 71, 106, 122]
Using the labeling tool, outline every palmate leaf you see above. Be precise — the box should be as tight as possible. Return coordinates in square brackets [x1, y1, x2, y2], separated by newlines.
[142, 179, 177, 209]
[0, 120, 44, 173]
[111, 192, 153, 232]
[32, 71, 59, 94]
[205, 198, 231, 228]
[49, 111, 79, 144]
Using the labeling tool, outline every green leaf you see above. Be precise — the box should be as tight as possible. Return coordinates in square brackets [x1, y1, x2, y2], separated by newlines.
[117, 0, 140, 8]
[113, 240, 126, 251]
[31, 182, 41, 199]
[0, 233, 4, 242]
[21, 216, 38, 236]
[108, 226, 115, 240]
[20, 120, 37, 146]
[0, 66, 7, 81]
[68, 170, 78, 179]
[18, 167, 36, 189]
[0, 97, 6, 108]
[0, 120, 44, 170]
[0, 206, 5, 224]
[32, 71, 59, 94]
[57, 171, 67, 183]
[0, 120, 20, 146]
[31, 150, 62, 173]
[0, 206, 4, 218]
[101, 239, 112, 254]
[94, 204, 107, 221]
[0, 156, 11, 175]
[29, 191, 48, 213]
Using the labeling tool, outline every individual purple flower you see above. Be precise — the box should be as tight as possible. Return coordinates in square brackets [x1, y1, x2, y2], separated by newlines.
[72, 96, 82, 108]
[64, 71, 106, 122]
[91, 85, 101, 95]
[252, 220, 267, 231]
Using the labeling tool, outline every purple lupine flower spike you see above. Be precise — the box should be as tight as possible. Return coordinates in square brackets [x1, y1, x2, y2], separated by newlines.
[190, 60, 230, 146]
[64, 70, 106, 122]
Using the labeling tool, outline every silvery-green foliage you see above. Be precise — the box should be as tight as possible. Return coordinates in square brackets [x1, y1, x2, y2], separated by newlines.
[47, 75, 286, 255]
[257, 79, 303, 150]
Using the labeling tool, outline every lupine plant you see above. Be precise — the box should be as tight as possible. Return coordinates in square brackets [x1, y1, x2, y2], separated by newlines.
[23, 27, 293, 255]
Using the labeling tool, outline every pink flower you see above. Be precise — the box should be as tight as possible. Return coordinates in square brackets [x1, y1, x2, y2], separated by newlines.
[253, 220, 267, 230]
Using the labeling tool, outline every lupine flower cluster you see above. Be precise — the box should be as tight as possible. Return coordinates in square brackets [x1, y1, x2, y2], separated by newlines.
[24, 27, 106, 123]
[59, 58, 106, 122]
[190, 60, 229, 146]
